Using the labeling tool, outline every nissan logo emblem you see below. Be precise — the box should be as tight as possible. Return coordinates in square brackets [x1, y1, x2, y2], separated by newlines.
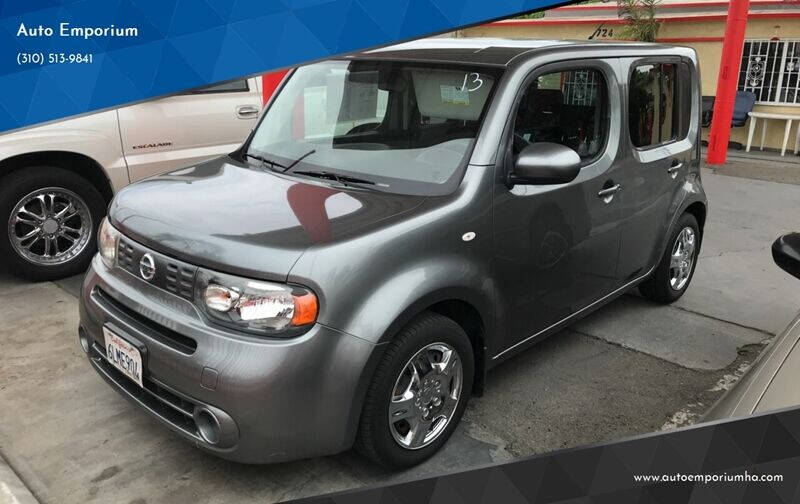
[139, 253, 156, 281]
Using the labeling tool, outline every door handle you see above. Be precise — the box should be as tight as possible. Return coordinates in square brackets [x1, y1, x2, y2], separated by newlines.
[236, 105, 260, 119]
[667, 162, 683, 178]
[597, 183, 621, 203]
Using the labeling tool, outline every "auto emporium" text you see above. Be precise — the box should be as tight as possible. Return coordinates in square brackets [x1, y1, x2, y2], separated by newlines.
[16, 23, 139, 40]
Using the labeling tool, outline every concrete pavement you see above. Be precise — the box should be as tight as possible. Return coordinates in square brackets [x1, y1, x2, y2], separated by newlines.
[713, 149, 800, 186]
[574, 294, 767, 370]
[675, 168, 800, 336]
[1, 168, 798, 503]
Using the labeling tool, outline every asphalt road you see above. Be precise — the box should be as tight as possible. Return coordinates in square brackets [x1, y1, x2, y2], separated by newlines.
[1, 169, 798, 503]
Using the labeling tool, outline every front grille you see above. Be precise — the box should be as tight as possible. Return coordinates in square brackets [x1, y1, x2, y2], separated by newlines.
[91, 343, 200, 438]
[93, 287, 197, 354]
[165, 263, 195, 299]
[117, 237, 197, 302]
[117, 239, 136, 270]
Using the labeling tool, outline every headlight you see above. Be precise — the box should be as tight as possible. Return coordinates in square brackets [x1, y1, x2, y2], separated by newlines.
[98, 217, 120, 268]
[196, 269, 318, 335]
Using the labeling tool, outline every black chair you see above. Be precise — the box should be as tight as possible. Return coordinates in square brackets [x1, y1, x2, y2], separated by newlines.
[729, 91, 756, 149]
[732, 91, 757, 127]
[701, 91, 756, 149]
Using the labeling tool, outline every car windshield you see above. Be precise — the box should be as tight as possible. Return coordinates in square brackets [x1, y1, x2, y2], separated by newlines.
[246, 59, 501, 195]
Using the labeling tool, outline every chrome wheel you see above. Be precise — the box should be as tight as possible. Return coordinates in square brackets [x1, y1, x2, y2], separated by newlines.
[388, 342, 463, 450]
[669, 226, 696, 291]
[7, 187, 92, 266]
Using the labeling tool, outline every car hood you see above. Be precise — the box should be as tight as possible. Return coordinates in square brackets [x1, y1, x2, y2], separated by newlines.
[110, 156, 426, 280]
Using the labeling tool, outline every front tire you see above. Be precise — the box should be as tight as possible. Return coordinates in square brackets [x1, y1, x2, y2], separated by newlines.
[356, 312, 474, 468]
[0, 167, 106, 281]
[639, 213, 700, 303]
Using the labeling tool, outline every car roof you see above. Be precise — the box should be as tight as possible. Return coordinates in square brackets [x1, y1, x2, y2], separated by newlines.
[349, 37, 679, 67]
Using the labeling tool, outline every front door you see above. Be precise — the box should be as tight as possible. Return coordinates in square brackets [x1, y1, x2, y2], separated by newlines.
[119, 77, 262, 182]
[493, 61, 625, 354]
[616, 59, 696, 282]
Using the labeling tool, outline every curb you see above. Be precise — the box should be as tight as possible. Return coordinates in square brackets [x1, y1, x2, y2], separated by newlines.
[0, 453, 39, 504]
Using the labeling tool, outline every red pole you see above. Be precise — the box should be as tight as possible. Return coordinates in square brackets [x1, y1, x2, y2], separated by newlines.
[261, 69, 289, 105]
[706, 0, 750, 165]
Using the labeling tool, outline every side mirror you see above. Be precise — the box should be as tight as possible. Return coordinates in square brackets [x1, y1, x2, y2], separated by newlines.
[773, 233, 800, 281]
[510, 142, 582, 185]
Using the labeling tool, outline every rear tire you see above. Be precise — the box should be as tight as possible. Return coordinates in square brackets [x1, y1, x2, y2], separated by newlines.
[639, 213, 700, 304]
[0, 167, 106, 281]
[356, 312, 474, 468]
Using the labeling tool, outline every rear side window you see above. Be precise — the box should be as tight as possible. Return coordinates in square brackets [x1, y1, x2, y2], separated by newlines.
[629, 63, 679, 148]
[513, 67, 609, 163]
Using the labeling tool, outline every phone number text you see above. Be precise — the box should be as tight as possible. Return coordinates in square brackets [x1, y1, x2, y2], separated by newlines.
[17, 52, 94, 65]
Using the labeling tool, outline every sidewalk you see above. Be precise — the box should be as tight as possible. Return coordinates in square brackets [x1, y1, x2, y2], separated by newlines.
[703, 147, 800, 185]
[0, 454, 38, 504]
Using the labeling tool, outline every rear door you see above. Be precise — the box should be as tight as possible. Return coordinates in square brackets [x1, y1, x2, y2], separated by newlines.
[492, 59, 626, 354]
[616, 59, 696, 281]
[119, 77, 262, 182]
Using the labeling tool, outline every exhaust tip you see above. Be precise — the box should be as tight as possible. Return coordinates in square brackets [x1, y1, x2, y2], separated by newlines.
[195, 408, 221, 446]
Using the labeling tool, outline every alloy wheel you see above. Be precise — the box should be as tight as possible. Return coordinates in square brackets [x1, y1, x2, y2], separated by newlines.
[388, 342, 463, 450]
[7, 187, 93, 266]
[669, 226, 696, 291]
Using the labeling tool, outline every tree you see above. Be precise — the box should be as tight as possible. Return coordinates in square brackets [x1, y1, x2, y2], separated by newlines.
[516, 1, 600, 19]
[617, 0, 661, 42]
[517, 11, 545, 19]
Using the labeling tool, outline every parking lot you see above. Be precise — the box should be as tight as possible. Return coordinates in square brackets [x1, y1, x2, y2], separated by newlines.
[1, 166, 799, 504]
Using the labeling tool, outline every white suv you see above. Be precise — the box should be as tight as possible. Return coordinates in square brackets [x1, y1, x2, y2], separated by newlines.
[0, 77, 264, 280]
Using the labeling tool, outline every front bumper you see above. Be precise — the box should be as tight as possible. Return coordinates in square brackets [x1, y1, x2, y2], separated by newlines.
[79, 255, 380, 464]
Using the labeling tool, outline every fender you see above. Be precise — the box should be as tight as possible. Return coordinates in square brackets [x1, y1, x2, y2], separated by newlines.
[376, 284, 493, 347]
[651, 171, 708, 267]
[0, 110, 128, 191]
[318, 253, 496, 347]
[339, 276, 496, 446]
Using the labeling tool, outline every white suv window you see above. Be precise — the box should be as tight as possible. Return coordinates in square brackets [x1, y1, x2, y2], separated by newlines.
[191, 79, 249, 93]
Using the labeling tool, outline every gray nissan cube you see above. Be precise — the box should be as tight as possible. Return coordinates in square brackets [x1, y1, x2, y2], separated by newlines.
[79, 38, 707, 468]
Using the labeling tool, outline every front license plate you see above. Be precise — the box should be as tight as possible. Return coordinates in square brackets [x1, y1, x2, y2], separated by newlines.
[103, 327, 143, 388]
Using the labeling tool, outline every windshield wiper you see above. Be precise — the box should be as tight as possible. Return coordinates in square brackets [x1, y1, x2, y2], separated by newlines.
[247, 151, 380, 189]
[292, 170, 377, 188]
[246, 152, 287, 171]
[282, 149, 316, 173]
[246, 149, 317, 173]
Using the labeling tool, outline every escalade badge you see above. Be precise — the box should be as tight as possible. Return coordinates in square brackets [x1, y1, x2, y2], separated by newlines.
[132, 141, 172, 150]
[139, 253, 156, 281]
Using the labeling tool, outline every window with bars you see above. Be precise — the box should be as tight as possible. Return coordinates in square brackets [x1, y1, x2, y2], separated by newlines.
[562, 69, 601, 107]
[739, 39, 800, 105]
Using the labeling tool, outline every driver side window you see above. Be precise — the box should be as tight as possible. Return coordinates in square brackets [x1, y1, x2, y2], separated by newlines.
[513, 68, 609, 163]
